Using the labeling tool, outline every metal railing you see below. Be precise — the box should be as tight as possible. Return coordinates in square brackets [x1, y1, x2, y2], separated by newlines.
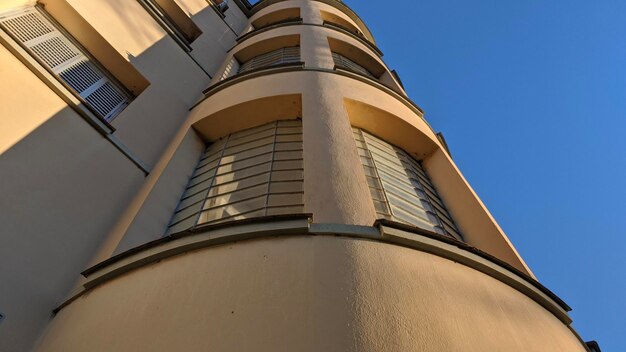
[238, 46, 300, 73]
[332, 52, 375, 78]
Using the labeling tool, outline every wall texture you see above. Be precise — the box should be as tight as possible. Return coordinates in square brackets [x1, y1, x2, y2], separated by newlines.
[0, 1, 247, 350]
[0, 1, 590, 351]
[35, 236, 585, 352]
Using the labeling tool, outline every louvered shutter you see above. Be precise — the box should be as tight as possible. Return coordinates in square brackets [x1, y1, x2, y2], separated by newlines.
[0, 7, 129, 121]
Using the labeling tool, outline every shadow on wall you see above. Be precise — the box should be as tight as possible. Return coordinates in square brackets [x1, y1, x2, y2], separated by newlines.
[99, 0, 168, 55]
[0, 4, 242, 352]
[0, 105, 145, 351]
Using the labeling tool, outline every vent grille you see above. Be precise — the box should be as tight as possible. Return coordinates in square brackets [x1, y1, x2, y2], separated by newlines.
[332, 52, 374, 78]
[0, 7, 130, 121]
[238, 46, 300, 74]
[167, 120, 304, 235]
[353, 128, 463, 241]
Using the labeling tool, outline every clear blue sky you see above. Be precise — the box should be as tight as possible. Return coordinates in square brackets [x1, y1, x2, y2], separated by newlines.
[344, 0, 625, 350]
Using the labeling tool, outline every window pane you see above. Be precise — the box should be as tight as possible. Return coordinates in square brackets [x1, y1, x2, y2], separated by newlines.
[353, 128, 464, 241]
[277, 119, 302, 127]
[212, 163, 272, 185]
[268, 193, 303, 207]
[216, 153, 272, 175]
[269, 181, 303, 193]
[266, 205, 304, 216]
[206, 173, 270, 197]
[275, 134, 302, 142]
[277, 126, 302, 134]
[167, 120, 304, 233]
[274, 150, 302, 160]
[203, 184, 268, 209]
[272, 169, 303, 181]
[198, 196, 266, 223]
[220, 144, 274, 164]
[178, 189, 210, 210]
[188, 169, 217, 188]
[272, 160, 303, 170]
[275, 142, 302, 151]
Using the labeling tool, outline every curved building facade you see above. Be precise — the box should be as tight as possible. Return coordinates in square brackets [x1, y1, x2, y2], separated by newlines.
[0, 0, 597, 351]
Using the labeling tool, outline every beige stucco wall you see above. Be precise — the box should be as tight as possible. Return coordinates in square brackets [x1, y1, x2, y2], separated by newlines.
[0, 0, 564, 350]
[216, 5, 398, 91]
[34, 236, 585, 352]
[0, 0, 245, 350]
[189, 70, 437, 226]
[0, 43, 145, 352]
[187, 1, 531, 273]
[188, 67, 532, 275]
[40, 0, 245, 167]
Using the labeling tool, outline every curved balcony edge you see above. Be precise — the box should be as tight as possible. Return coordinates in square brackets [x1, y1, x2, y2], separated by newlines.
[194, 65, 425, 121]
[234, 21, 383, 57]
[53, 215, 572, 331]
[249, 0, 376, 44]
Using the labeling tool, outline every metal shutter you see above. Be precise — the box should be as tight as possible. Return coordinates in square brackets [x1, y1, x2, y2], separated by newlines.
[238, 46, 300, 74]
[0, 7, 129, 121]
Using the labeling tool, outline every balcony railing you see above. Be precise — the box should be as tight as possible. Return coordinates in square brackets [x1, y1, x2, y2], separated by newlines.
[332, 52, 375, 78]
[239, 46, 300, 74]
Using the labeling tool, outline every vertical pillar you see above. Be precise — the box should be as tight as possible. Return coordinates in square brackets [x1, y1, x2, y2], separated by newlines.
[302, 74, 376, 225]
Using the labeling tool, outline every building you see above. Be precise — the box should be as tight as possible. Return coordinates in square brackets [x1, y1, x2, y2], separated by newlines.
[0, 0, 598, 351]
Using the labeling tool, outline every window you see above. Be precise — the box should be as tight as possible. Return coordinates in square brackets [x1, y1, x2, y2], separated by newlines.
[0, 6, 131, 121]
[332, 52, 374, 78]
[215, 0, 229, 14]
[167, 120, 304, 234]
[238, 46, 300, 74]
[139, 0, 201, 51]
[353, 128, 463, 241]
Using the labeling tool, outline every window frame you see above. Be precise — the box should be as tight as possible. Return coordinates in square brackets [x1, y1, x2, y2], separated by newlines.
[353, 128, 464, 241]
[0, 4, 134, 124]
[138, 0, 197, 52]
[166, 120, 305, 235]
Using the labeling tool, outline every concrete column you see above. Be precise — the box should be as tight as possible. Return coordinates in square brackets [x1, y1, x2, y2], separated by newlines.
[300, 3, 334, 69]
[302, 74, 376, 225]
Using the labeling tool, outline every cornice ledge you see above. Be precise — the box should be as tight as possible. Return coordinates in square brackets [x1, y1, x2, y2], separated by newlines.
[52, 215, 572, 328]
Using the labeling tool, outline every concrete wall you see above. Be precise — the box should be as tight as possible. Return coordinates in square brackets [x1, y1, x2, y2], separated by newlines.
[0, 42, 144, 352]
[0, 0, 247, 350]
[34, 236, 586, 352]
[184, 0, 532, 275]
[189, 67, 532, 275]
[1, 0, 577, 350]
